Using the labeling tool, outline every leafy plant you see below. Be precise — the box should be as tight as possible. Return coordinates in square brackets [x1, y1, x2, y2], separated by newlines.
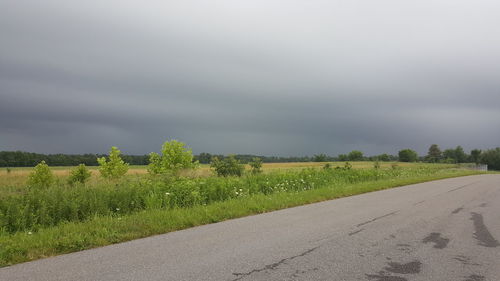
[323, 163, 332, 170]
[373, 161, 381, 169]
[68, 164, 92, 185]
[27, 161, 54, 188]
[347, 150, 364, 161]
[97, 146, 129, 179]
[148, 140, 198, 175]
[6, 167, 11, 174]
[398, 149, 418, 162]
[210, 155, 244, 177]
[248, 157, 263, 174]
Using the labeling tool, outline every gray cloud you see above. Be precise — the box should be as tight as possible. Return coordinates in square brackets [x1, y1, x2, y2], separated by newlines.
[1, 0, 500, 156]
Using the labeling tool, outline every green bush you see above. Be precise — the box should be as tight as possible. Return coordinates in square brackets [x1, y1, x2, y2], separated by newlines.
[480, 148, 500, 170]
[248, 157, 263, 174]
[97, 147, 129, 179]
[398, 149, 418, 162]
[210, 155, 244, 177]
[148, 139, 198, 175]
[27, 161, 54, 189]
[68, 164, 92, 185]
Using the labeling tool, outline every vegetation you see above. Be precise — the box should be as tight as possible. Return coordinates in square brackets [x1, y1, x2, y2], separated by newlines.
[97, 147, 129, 179]
[426, 144, 442, 163]
[0, 164, 485, 266]
[210, 155, 244, 177]
[398, 149, 418, 162]
[347, 150, 364, 161]
[27, 161, 54, 189]
[248, 157, 263, 174]
[67, 164, 91, 185]
[480, 148, 500, 170]
[148, 140, 197, 175]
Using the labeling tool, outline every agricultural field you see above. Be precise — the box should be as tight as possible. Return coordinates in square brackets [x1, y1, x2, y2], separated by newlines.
[0, 161, 485, 266]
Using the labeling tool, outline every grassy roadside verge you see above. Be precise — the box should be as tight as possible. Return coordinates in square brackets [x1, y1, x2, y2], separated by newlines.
[0, 169, 487, 267]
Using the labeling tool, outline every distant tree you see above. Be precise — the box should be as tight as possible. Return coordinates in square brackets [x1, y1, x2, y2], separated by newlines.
[196, 152, 212, 164]
[313, 154, 327, 162]
[442, 148, 457, 163]
[470, 149, 482, 164]
[210, 155, 244, 177]
[338, 154, 348, 161]
[97, 146, 129, 179]
[27, 161, 54, 188]
[480, 148, 500, 170]
[347, 150, 364, 161]
[248, 157, 263, 174]
[376, 154, 391, 162]
[426, 144, 442, 163]
[148, 140, 198, 175]
[454, 146, 467, 163]
[398, 149, 418, 162]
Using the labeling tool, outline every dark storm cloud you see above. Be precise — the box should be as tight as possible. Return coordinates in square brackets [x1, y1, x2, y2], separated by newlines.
[1, 0, 500, 156]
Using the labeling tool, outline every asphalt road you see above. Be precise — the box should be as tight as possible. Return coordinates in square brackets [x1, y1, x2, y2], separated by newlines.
[1, 174, 499, 281]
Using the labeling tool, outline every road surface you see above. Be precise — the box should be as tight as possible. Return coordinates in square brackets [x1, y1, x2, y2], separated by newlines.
[1, 174, 499, 281]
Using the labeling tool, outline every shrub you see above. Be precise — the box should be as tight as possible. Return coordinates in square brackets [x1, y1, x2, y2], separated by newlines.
[6, 167, 11, 174]
[323, 163, 332, 170]
[148, 140, 198, 175]
[480, 148, 500, 170]
[97, 147, 129, 179]
[27, 161, 54, 188]
[398, 149, 418, 162]
[68, 164, 92, 185]
[347, 150, 364, 161]
[248, 157, 263, 174]
[373, 161, 381, 169]
[210, 155, 244, 177]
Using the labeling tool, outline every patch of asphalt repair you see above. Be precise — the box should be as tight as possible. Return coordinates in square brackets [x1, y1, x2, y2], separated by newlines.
[452, 207, 464, 214]
[422, 232, 450, 249]
[356, 211, 398, 227]
[470, 212, 500, 247]
[366, 260, 421, 281]
[464, 274, 485, 281]
[231, 247, 319, 281]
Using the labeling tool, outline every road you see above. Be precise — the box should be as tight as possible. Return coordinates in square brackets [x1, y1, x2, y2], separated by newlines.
[1, 174, 499, 281]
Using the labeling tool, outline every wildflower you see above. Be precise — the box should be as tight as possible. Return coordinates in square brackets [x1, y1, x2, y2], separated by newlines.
[28, 231, 32, 235]
[116, 208, 120, 211]
[165, 192, 171, 195]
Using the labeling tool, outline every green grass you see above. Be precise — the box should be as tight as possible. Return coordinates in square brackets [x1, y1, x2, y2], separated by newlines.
[0, 166, 486, 267]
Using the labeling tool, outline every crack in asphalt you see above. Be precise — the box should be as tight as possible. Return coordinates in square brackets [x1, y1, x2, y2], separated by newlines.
[231, 247, 319, 280]
[470, 212, 499, 248]
[464, 274, 485, 281]
[384, 261, 422, 274]
[452, 207, 464, 214]
[349, 229, 364, 236]
[447, 182, 479, 193]
[356, 211, 398, 227]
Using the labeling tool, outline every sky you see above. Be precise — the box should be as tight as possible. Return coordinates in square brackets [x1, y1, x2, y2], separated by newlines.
[1, 0, 500, 156]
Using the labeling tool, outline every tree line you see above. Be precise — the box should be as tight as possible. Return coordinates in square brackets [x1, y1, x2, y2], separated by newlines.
[1, 144, 499, 170]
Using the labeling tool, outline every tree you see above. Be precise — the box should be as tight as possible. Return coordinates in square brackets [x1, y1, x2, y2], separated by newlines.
[196, 152, 212, 164]
[347, 150, 364, 161]
[480, 148, 500, 170]
[442, 148, 457, 163]
[68, 164, 92, 185]
[470, 149, 482, 164]
[338, 154, 348, 161]
[377, 154, 390, 162]
[454, 146, 467, 163]
[313, 154, 327, 162]
[27, 160, 54, 188]
[210, 155, 244, 177]
[97, 146, 129, 179]
[427, 144, 442, 163]
[398, 149, 418, 162]
[248, 157, 263, 174]
[148, 140, 198, 175]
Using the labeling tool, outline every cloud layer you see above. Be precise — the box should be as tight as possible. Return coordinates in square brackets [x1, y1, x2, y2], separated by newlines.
[1, 1, 500, 155]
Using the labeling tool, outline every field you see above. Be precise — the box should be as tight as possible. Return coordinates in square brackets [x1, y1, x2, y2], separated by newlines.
[0, 161, 486, 266]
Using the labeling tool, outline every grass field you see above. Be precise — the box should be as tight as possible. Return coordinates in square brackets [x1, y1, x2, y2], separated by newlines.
[0, 161, 486, 266]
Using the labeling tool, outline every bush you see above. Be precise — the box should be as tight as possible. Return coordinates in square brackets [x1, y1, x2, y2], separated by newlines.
[210, 155, 244, 177]
[97, 147, 129, 179]
[480, 148, 500, 170]
[27, 161, 54, 188]
[373, 161, 381, 169]
[398, 149, 418, 162]
[68, 164, 92, 185]
[347, 150, 364, 161]
[148, 140, 198, 175]
[248, 157, 263, 174]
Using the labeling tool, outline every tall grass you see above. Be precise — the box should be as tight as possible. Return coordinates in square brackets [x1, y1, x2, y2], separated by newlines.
[0, 165, 468, 234]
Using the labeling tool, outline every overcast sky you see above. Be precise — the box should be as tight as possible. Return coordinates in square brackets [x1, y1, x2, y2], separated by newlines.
[1, 1, 499, 156]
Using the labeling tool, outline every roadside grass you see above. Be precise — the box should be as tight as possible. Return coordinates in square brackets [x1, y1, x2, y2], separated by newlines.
[0, 167, 485, 267]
